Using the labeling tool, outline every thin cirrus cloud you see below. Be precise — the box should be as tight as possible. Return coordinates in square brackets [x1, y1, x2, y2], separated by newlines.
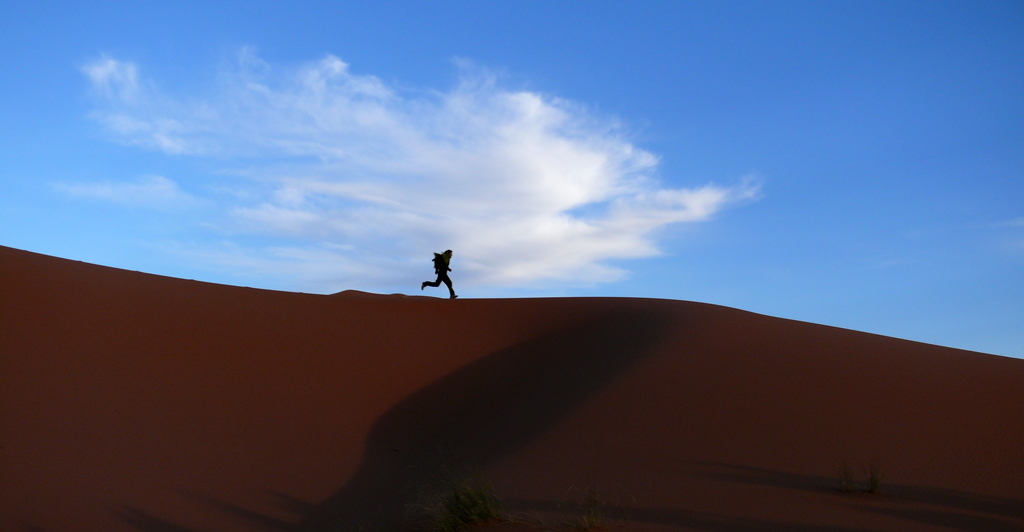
[994, 217, 1024, 228]
[81, 48, 760, 290]
[53, 175, 202, 210]
[993, 217, 1024, 255]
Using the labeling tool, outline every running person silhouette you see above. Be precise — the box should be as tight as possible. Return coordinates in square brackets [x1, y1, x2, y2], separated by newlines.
[421, 249, 457, 299]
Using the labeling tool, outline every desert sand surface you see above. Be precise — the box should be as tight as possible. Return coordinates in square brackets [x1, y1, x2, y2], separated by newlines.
[2, 244, 1022, 532]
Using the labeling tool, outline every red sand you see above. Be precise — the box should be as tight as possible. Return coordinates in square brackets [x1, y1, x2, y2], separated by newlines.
[1, 244, 1022, 532]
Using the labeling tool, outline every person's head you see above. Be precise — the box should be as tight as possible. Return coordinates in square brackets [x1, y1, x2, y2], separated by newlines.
[443, 249, 452, 257]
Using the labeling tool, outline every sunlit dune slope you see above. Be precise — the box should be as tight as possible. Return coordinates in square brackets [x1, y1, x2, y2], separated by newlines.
[1, 245, 1022, 532]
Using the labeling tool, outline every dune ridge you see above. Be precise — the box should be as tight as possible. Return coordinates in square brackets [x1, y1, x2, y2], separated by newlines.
[1, 245, 1022, 532]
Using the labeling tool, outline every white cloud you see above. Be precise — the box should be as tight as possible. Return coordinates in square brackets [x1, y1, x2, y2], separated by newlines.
[54, 175, 201, 210]
[81, 55, 139, 102]
[83, 50, 761, 290]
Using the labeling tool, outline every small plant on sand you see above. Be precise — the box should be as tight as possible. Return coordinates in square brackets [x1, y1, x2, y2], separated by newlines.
[425, 474, 504, 532]
[555, 486, 606, 530]
[865, 464, 881, 494]
[575, 486, 604, 530]
[838, 461, 856, 493]
[837, 460, 881, 495]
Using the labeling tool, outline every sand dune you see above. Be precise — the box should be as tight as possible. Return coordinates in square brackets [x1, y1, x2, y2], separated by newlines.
[2, 245, 1022, 532]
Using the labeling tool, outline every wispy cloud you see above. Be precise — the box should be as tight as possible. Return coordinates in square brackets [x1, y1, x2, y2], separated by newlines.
[81, 54, 139, 102]
[53, 175, 202, 210]
[991, 217, 1024, 257]
[83, 50, 760, 290]
[993, 217, 1024, 228]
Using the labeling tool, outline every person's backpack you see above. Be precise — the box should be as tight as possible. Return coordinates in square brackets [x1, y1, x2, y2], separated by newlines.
[432, 253, 447, 274]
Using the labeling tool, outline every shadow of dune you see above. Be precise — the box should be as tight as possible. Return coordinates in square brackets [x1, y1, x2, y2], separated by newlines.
[117, 507, 210, 532]
[688, 462, 841, 495]
[691, 462, 1024, 521]
[863, 507, 1024, 532]
[299, 306, 668, 531]
[503, 499, 876, 532]
[120, 306, 669, 532]
[679, 462, 1024, 531]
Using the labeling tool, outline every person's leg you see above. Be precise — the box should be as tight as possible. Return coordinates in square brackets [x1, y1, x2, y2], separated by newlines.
[422, 274, 443, 289]
[441, 274, 456, 298]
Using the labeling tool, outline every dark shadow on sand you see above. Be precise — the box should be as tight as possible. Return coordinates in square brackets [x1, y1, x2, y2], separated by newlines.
[647, 462, 1024, 531]
[119, 306, 670, 532]
[687, 462, 1024, 525]
[503, 498, 877, 532]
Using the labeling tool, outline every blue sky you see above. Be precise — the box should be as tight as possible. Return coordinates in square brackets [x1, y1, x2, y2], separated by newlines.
[1, 1, 1022, 357]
